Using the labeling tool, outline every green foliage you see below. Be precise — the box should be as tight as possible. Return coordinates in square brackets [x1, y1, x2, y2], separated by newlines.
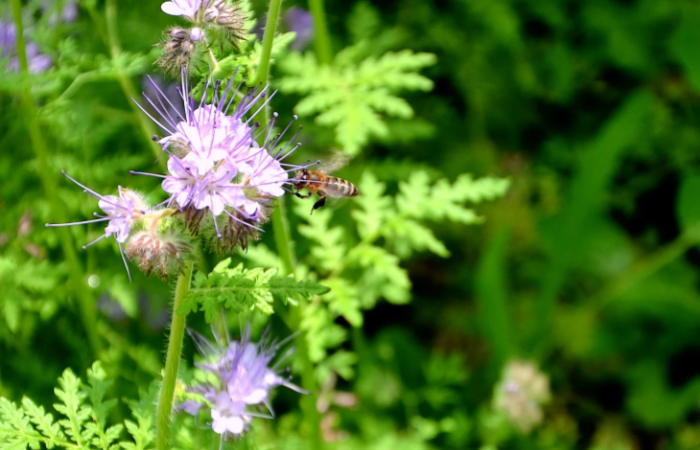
[178, 258, 331, 322]
[278, 48, 436, 154]
[242, 169, 508, 380]
[0, 363, 153, 450]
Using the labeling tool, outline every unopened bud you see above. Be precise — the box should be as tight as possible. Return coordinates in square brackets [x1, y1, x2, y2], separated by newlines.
[170, 27, 189, 40]
[189, 27, 204, 42]
[126, 230, 192, 280]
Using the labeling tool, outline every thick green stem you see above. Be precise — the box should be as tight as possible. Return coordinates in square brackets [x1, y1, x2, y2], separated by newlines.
[11, 0, 101, 358]
[255, 0, 322, 446]
[104, 0, 164, 168]
[255, 0, 283, 87]
[308, 0, 333, 65]
[156, 263, 194, 450]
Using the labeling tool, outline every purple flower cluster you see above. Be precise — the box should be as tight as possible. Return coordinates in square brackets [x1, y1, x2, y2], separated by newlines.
[135, 74, 313, 242]
[1, 2, 77, 73]
[48, 73, 314, 279]
[179, 325, 305, 437]
[0, 21, 52, 73]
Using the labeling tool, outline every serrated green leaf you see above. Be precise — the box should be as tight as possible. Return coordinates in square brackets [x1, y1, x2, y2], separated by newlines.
[278, 46, 436, 154]
[180, 262, 330, 322]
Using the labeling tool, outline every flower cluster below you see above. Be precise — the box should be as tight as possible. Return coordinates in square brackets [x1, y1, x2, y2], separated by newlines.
[178, 325, 305, 437]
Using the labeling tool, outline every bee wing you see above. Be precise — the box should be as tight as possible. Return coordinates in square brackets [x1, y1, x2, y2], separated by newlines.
[317, 151, 351, 174]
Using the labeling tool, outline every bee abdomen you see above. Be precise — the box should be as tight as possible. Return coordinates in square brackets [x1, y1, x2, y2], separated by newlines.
[326, 177, 359, 197]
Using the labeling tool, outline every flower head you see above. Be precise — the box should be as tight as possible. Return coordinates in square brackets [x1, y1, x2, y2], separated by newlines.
[493, 360, 551, 434]
[45, 171, 149, 280]
[134, 72, 318, 252]
[178, 324, 306, 438]
[158, 0, 247, 56]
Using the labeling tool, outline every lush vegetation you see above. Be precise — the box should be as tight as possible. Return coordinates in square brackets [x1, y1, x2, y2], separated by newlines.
[2, 0, 700, 448]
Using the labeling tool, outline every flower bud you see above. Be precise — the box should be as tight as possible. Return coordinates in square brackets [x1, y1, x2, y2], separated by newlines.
[157, 27, 198, 75]
[189, 27, 204, 42]
[202, 0, 246, 49]
[170, 26, 189, 40]
[125, 229, 192, 280]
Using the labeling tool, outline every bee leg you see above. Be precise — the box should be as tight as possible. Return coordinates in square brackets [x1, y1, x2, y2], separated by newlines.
[295, 192, 312, 199]
[310, 192, 327, 215]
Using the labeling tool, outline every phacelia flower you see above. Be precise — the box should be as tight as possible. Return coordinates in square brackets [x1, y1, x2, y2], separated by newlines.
[134, 71, 318, 252]
[493, 360, 551, 434]
[45, 171, 149, 279]
[177, 324, 306, 438]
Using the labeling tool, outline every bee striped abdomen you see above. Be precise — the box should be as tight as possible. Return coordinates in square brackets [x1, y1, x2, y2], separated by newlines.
[325, 177, 359, 197]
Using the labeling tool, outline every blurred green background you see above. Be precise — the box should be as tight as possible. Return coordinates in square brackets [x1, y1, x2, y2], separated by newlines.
[4, 0, 700, 448]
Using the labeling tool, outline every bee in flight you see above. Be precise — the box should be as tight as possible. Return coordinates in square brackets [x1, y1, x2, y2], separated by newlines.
[293, 157, 359, 214]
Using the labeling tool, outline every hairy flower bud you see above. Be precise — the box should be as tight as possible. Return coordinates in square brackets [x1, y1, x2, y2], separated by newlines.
[202, 0, 246, 49]
[125, 229, 192, 280]
[157, 27, 198, 75]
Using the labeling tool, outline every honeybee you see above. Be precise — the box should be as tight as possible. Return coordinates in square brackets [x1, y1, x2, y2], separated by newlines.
[293, 157, 359, 214]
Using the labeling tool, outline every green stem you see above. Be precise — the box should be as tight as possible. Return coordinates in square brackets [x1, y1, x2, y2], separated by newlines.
[271, 200, 296, 274]
[104, 0, 165, 168]
[155, 263, 194, 450]
[10, 0, 27, 71]
[254, 0, 284, 88]
[308, 0, 333, 65]
[11, 0, 101, 358]
[256, 1, 322, 446]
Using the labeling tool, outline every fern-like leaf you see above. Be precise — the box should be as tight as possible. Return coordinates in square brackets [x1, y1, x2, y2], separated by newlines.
[53, 369, 93, 448]
[177, 259, 331, 322]
[86, 362, 123, 450]
[278, 47, 436, 154]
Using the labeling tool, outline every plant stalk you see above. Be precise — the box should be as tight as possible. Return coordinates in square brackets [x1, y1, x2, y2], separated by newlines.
[156, 263, 194, 450]
[11, 0, 101, 359]
[308, 0, 333, 65]
[255, 0, 323, 447]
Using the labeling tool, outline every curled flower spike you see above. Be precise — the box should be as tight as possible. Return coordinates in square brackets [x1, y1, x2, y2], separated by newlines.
[159, 0, 247, 54]
[133, 71, 320, 252]
[177, 323, 306, 438]
[45, 171, 148, 280]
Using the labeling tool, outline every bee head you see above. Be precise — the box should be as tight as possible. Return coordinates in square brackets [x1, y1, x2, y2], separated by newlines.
[294, 169, 309, 190]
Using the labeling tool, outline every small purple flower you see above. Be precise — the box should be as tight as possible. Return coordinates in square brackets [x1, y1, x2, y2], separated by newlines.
[162, 155, 198, 208]
[284, 7, 314, 51]
[46, 171, 148, 280]
[190, 165, 240, 216]
[0, 20, 52, 74]
[178, 324, 306, 438]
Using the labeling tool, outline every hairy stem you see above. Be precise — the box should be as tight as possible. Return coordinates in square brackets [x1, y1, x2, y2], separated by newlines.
[104, 0, 165, 168]
[308, 0, 333, 65]
[11, 0, 101, 359]
[255, 0, 323, 447]
[156, 263, 194, 450]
